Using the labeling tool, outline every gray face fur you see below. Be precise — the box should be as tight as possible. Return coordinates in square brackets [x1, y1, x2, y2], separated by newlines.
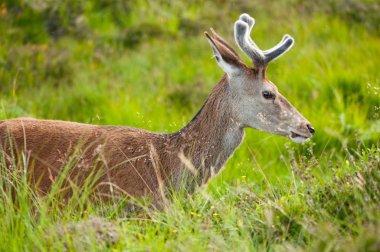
[227, 74, 313, 143]
[206, 13, 314, 143]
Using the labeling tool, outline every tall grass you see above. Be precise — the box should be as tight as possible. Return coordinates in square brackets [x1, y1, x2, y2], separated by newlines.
[0, 0, 379, 251]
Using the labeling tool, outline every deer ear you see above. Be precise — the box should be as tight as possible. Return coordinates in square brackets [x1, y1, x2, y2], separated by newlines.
[205, 32, 242, 77]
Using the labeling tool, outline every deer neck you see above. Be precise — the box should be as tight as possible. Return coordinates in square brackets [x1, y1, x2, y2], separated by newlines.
[171, 75, 244, 184]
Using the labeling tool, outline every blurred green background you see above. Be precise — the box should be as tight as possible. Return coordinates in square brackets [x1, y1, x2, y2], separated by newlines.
[1, 0, 378, 185]
[0, 0, 379, 250]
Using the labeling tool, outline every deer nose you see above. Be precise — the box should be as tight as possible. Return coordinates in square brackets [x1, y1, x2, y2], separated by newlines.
[307, 124, 315, 135]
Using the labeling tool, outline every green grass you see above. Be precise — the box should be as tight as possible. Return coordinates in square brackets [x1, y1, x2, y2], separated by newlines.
[0, 0, 379, 251]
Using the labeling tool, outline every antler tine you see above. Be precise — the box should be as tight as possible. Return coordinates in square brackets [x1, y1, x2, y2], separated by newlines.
[262, 34, 291, 55]
[267, 34, 291, 49]
[263, 34, 294, 63]
[239, 13, 255, 27]
[239, 14, 261, 50]
[234, 20, 265, 67]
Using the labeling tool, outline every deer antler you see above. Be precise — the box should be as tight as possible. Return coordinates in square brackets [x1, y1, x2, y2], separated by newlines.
[234, 13, 294, 70]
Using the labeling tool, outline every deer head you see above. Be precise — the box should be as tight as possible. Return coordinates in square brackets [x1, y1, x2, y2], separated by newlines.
[205, 13, 314, 143]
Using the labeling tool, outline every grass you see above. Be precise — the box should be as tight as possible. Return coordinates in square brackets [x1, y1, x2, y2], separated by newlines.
[0, 0, 379, 251]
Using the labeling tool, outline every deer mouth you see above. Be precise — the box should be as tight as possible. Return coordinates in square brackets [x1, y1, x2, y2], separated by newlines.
[289, 131, 309, 143]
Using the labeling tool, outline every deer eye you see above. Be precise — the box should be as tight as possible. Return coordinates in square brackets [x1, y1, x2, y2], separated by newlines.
[262, 91, 275, 100]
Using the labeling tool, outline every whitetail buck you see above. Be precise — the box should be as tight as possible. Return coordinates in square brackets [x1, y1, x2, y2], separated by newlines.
[0, 14, 314, 205]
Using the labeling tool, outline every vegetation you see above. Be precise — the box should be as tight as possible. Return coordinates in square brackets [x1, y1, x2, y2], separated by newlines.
[0, 0, 379, 251]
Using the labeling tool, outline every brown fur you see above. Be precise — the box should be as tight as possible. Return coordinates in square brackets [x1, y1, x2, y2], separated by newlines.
[0, 75, 244, 204]
[0, 24, 313, 205]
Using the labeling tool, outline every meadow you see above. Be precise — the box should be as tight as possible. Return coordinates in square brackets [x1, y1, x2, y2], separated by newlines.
[0, 0, 379, 251]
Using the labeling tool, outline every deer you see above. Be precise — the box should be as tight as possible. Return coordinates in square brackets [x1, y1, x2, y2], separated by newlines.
[0, 14, 314, 207]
